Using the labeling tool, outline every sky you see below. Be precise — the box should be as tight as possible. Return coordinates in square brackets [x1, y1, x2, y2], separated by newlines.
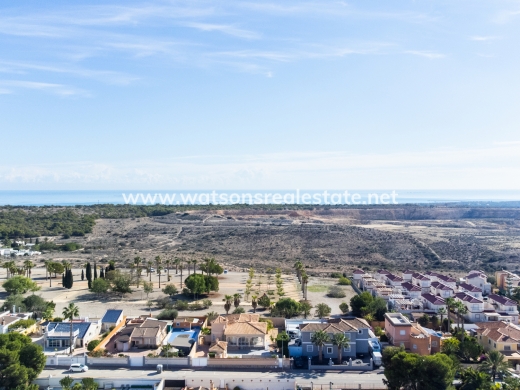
[1, 0, 520, 191]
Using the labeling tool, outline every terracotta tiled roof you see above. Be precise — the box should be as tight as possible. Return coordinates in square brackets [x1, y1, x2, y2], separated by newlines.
[209, 340, 228, 353]
[224, 321, 267, 335]
[476, 322, 520, 343]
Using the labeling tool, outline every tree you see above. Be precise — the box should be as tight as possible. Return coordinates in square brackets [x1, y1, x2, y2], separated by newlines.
[418, 314, 430, 327]
[339, 302, 349, 314]
[206, 311, 218, 322]
[19, 343, 46, 381]
[81, 378, 98, 390]
[184, 274, 206, 298]
[276, 331, 290, 357]
[3, 276, 39, 295]
[162, 284, 178, 297]
[60, 376, 75, 390]
[62, 303, 80, 355]
[441, 337, 460, 356]
[232, 307, 245, 314]
[274, 298, 301, 318]
[90, 278, 109, 295]
[143, 281, 154, 299]
[311, 329, 330, 363]
[332, 333, 350, 364]
[233, 293, 242, 309]
[223, 295, 233, 315]
[315, 303, 331, 319]
[251, 295, 258, 313]
[445, 297, 455, 332]
[85, 262, 92, 288]
[110, 271, 133, 295]
[382, 347, 456, 390]
[460, 367, 492, 390]
[63, 269, 74, 289]
[300, 301, 313, 319]
[350, 291, 374, 317]
[437, 307, 447, 331]
[93, 263, 98, 280]
[81, 269, 84, 281]
[480, 350, 510, 382]
[458, 336, 482, 363]
[258, 294, 271, 309]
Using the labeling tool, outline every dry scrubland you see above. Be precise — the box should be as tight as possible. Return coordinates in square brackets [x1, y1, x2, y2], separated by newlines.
[24, 206, 520, 277]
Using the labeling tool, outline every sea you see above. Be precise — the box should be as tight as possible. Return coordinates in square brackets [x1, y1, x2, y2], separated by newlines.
[0, 190, 519, 206]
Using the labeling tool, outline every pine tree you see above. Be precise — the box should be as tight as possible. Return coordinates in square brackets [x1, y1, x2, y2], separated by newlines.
[94, 263, 98, 280]
[81, 269, 84, 281]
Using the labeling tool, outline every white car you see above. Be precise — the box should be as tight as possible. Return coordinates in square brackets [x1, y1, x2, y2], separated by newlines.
[69, 363, 88, 372]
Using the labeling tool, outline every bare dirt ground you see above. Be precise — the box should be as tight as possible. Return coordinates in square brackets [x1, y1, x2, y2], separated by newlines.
[26, 207, 520, 278]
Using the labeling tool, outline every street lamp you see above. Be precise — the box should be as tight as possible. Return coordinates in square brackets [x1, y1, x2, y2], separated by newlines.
[329, 382, 333, 390]
[310, 382, 313, 390]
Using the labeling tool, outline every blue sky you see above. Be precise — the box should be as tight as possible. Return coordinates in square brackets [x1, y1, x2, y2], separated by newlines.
[1, 0, 520, 190]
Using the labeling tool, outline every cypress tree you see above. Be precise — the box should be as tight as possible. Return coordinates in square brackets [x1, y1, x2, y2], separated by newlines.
[88, 279, 92, 289]
[66, 269, 73, 289]
[100, 268, 105, 278]
[81, 269, 84, 281]
[62, 273, 65, 286]
[86, 263, 92, 282]
[94, 263, 98, 280]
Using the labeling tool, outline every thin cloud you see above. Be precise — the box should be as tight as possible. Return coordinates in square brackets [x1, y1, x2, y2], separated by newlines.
[470, 36, 499, 41]
[404, 50, 445, 59]
[182, 22, 261, 40]
[0, 80, 89, 97]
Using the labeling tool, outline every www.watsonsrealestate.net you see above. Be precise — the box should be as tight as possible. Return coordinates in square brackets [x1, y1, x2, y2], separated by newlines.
[122, 190, 399, 205]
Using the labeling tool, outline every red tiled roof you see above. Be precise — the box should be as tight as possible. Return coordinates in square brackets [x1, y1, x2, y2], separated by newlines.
[459, 282, 482, 293]
[401, 282, 421, 292]
[455, 292, 483, 304]
[489, 294, 517, 306]
[421, 293, 446, 305]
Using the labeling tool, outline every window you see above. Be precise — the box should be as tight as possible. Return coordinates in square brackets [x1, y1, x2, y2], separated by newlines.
[400, 330, 406, 336]
[432, 341, 438, 347]
[488, 340, 491, 345]
[494, 343, 497, 348]
[358, 330, 362, 334]
[307, 345, 313, 352]
[327, 347, 333, 354]
[343, 345, 351, 353]
[413, 344, 417, 349]
[475, 314, 480, 319]
[48, 339, 61, 348]
[505, 346, 511, 351]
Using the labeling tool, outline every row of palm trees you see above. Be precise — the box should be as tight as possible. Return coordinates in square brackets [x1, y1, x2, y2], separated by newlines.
[294, 261, 309, 300]
[2, 259, 35, 278]
[437, 297, 469, 334]
[310, 330, 350, 364]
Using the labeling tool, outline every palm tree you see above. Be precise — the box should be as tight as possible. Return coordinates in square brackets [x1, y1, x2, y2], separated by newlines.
[459, 306, 469, 340]
[311, 329, 330, 363]
[147, 261, 153, 281]
[62, 303, 80, 356]
[186, 259, 192, 276]
[445, 297, 455, 332]
[301, 273, 309, 300]
[192, 259, 198, 274]
[224, 295, 233, 315]
[332, 333, 350, 364]
[233, 293, 241, 309]
[23, 260, 34, 278]
[134, 257, 142, 287]
[157, 266, 163, 288]
[179, 263, 184, 288]
[480, 350, 510, 382]
[165, 258, 171, 280]
[294, 261, 303, 283]
[174, 257, 181, 274]
[155, 255, 162, 274]
[251, 295, 258, 313]
[454, 301, 464, 330]
[437, 308, 447, 332]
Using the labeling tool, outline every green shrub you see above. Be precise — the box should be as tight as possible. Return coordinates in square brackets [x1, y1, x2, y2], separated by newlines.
[87, 340, 101, 352]
[157, 309, 178, 320]
[327, 286, 346, 298]
[8, 318, 36, 330]
[338, 277, 351, 286]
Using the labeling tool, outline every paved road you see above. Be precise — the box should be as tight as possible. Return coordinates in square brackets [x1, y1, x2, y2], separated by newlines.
[40, 367, 386, 388]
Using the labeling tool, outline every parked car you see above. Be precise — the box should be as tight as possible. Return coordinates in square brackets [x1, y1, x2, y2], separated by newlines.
[69, 364, 88, 372]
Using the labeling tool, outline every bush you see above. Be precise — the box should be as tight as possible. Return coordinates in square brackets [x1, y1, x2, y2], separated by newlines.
[233, 307, 245, 314]
[90, 348, 105, 357]
[339, 302, 349, 314]
[174, 301, 189, 311]
[8, 318, 36, 330]
[157, 309, 178, 320]
[156, 296, 173, 309]
[87, 340, 101, 352]
[338, 277, 351, 286]
[374, 326, 384, 337]
[327, 286, 346, 298]
[330, 272, 343, 278]
[201, 299, 212, 309]
[380, 334, 389, 342]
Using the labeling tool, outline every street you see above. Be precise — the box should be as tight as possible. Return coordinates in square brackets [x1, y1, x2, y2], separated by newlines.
[40, 367, 387, 388]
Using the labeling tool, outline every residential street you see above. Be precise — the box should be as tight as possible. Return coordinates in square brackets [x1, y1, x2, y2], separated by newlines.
[40, 367, 387, 388]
